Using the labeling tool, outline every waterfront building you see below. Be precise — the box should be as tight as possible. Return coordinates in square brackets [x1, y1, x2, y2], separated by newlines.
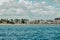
[28, 21, 35, 24]
[45, 20, 54, 24]
[39, 20, 46, 24]
[28, 20, 40, 24]
[34, 20, 40, 24]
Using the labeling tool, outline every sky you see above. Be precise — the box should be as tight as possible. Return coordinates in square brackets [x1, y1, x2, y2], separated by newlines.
[0, 0, 60, 20]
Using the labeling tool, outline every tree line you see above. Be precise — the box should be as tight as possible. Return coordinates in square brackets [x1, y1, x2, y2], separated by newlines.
[0, 19, 29, 24]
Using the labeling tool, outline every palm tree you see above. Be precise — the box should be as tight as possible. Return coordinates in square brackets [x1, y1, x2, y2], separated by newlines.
[21, 19, 29, 24]
[10, 19, 15, 24]
[14, 19, 19, 23]
[55, 18, 60, 20]
[0, 20, 2, 23]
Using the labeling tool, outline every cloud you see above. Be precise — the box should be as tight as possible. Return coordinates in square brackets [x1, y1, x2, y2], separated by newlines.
[53, 0, 60, 3]
[53, 0, 60, 7]
[0, 0, 9, 5]
[41, 1, 46, 4]
[0, 0, 60, 20]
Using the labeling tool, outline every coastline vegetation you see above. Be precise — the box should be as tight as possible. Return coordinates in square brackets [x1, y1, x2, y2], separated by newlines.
[0, 18, 60, 24]
[0, 19, 29, 24]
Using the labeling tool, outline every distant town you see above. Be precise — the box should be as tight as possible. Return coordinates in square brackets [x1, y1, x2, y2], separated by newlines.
[0, 18, 60, 24]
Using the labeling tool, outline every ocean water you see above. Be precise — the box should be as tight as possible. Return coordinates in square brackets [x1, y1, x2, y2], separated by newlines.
[0, 24, 60, 40]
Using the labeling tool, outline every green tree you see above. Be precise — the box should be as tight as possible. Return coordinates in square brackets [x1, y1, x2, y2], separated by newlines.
[21, 19, 29, 24]
[10, 19, 15, 24]
[15, 19, 19, 23]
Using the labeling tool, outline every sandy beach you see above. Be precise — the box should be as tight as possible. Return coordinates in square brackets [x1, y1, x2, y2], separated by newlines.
[0, 24, 59, 26]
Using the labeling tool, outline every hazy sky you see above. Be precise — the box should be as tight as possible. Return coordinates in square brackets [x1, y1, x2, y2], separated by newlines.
[0, 0, 60, 20]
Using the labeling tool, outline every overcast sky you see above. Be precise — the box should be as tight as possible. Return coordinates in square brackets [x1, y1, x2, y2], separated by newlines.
[0, 0, 60, 20]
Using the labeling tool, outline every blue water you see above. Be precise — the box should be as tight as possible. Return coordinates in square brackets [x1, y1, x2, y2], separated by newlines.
[0, 24, 60, 40]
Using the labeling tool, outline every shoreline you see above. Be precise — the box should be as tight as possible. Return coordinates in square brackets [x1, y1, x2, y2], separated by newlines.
[0, 24, 60, 25]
